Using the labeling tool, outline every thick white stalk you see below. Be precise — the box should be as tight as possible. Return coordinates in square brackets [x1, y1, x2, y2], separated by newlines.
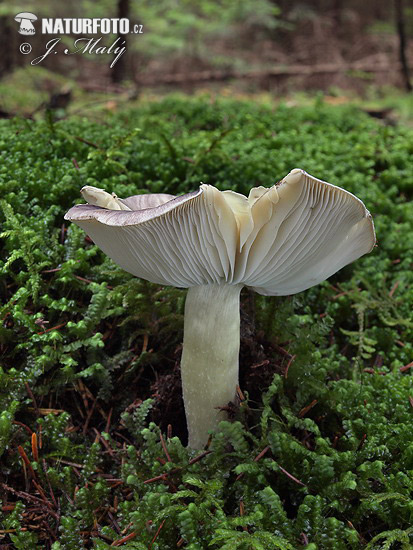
[181, 283, 243, 449]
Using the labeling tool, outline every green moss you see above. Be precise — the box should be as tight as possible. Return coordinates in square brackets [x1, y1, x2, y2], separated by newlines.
[0, 95, 412, 548]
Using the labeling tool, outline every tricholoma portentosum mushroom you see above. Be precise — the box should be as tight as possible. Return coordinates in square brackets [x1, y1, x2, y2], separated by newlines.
[65, 169, 375, 449]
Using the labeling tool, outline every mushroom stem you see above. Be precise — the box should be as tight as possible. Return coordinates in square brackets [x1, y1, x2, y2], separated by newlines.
[181, 283, 243, 449]
[20, 20, 35, 33]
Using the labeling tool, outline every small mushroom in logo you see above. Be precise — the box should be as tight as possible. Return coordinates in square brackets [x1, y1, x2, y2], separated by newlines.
[15, 12, 37, 35]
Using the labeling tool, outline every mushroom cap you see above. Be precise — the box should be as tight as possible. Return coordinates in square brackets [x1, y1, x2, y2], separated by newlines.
[15, 12, 37, 21]
[64, 169, 375, 295]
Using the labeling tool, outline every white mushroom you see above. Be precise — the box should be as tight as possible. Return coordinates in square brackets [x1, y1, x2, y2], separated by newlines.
[65, 169, 376, 449]
[15, 12, 37, 35]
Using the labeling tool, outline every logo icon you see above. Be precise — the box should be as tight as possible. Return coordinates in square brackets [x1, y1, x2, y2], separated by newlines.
[15, 12, 37, 35]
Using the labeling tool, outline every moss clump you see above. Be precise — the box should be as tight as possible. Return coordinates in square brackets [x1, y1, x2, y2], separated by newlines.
[0, 95, 412, 548]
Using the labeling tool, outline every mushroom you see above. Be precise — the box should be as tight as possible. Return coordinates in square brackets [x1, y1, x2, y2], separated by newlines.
[15, 12, 37, 35]
[65, 169, 375, 449]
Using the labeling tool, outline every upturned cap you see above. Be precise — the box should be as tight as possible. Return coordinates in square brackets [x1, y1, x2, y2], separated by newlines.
[64, 169, 376, 295]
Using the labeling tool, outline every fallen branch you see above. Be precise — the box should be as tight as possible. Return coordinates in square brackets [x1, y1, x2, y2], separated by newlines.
[137, 61, 404, 86]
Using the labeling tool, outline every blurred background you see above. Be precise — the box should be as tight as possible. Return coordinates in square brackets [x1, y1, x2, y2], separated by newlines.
[0, 0, 413, 117]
